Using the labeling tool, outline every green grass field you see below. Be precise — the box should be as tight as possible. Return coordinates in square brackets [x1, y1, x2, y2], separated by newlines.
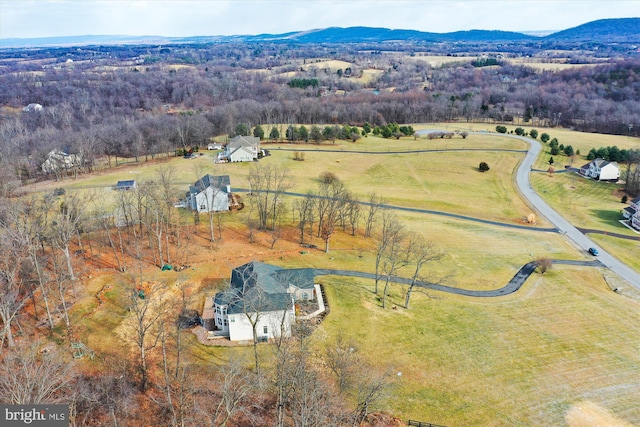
[55, 124, 640, 426]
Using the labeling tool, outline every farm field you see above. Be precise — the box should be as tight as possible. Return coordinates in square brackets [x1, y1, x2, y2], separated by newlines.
[44, 124, 640, 426]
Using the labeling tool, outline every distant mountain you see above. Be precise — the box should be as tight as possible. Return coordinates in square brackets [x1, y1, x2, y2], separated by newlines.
[544, 18, 640, 42]
[254, 26, 533, 43]
[1, 18, 638, 48]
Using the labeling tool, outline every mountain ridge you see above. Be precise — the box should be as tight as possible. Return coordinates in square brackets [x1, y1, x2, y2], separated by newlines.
[1, 17, 638, 48]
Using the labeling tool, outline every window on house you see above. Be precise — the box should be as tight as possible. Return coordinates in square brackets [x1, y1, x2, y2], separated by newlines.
[263, 326, 268, 335]
[230, 316, 235, 323]
[224, 319, 228, 326]
[200, 204, 206, 210]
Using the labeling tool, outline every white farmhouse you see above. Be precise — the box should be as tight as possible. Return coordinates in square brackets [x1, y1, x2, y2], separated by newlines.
[221, 135, 260, 162]
[185, 174, 231, 213]
[579, 158, 619, 181]
[204, 262, 316, 342]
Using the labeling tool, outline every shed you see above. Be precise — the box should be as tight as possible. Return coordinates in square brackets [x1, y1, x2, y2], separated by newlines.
[116, 180, 137, 191]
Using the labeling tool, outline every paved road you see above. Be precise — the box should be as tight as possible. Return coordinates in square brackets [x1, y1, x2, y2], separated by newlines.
[510, 134, 640, 288]
[233, 188, 558, 233]
[309, 259, 603, 298]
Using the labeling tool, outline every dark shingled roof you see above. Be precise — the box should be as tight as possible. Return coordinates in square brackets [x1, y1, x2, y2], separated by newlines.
[215, 262, 314, 314]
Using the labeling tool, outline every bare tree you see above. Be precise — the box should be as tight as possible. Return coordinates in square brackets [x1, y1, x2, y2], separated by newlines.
[344, 195, 362, 236]
[380, 225, 409, 309]
[350, 368, 394, 427]
[125, 277, 168, 391]
[404, 237, 445, 309]
[0, 203, 30, 348]
[193, 359, 257, 427]
[73, 366, 137, 427]
[0, 341, 75, 404]
[324, 337, 394, 426]
[316, 176, 349, 252]
[48, 194, 86, 290]
[15, 196, 55, 328]
[295, 192, 316, 245]
[325, 335, 360, 394]
[364, 193, 385, 238]
[248, 164, 293, 230]
[374, 209, 403, 294]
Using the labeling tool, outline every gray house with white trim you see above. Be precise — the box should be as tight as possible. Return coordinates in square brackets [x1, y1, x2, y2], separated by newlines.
[186, 174, 231, 213]
[204, 262, 316, 341]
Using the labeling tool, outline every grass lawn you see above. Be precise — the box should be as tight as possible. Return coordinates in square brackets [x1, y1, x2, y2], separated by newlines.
[318, 266, 640, 426]
[43, 123, 639, 426]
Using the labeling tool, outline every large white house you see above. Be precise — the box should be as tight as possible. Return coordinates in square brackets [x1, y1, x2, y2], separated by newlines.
[579, 158, 620, 181]
[185, 174, 231, 213]
[204, 262, 316, 342]
[220, 135, 260, 162]
[622, 196, 640, 231]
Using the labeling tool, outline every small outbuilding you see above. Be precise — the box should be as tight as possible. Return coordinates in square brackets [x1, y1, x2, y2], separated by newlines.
[115, 180, 137, 191]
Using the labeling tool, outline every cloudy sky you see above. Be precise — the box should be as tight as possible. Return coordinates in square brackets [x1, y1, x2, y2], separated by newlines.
[1, 0, 638, 39]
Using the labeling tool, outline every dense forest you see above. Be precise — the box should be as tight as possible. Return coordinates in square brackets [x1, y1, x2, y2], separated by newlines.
[0, 39, 639, 191]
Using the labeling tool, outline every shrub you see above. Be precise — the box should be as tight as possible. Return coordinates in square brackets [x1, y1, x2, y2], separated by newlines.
[540, 133, 550, 143]
[536, 258, 553, 274]
[478, 162, 490, 172]
[495, 125, 507, 134]
[529, 129, 538, 139]
[320, 171, 339, 184]
[622, 195, 628, 203]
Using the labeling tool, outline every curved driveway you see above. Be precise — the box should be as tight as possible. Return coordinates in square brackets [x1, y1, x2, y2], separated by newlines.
[309, 259, 603, 298]
[511, 134, 639, 288]
[262, 135, 639, 288]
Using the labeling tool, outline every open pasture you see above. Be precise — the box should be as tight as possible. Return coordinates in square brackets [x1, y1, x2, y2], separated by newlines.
[317, 264, 640, 426]
[38, 124, 639, 426]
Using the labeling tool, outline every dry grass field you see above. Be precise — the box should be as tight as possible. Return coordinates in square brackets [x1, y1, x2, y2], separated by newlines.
[40, 125, 640, 426]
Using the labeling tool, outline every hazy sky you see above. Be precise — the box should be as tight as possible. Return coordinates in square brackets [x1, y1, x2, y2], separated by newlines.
[1, 0, 638, 39]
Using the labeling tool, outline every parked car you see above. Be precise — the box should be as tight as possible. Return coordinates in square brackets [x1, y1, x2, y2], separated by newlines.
[588, 247, 599, 256]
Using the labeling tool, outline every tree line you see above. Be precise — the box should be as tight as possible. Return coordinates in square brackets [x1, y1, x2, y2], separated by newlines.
[1, 43, 638, 189]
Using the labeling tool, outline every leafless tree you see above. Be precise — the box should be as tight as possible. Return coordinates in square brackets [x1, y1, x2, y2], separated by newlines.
[404, 237, 445, 309]
[325, 335, 360, 394]
[0, 203, 30, 348]
[344, 195, 362, 236]
[193, 359, 257, 427]
[316, 176, 349, 252]
[0, 341, 75, 404]
[125, 277, 168, 391]
[48, 194, 86, 291]
[364, 193, 385, 238]
[374, 209, 403, 295]
[380, 225, 409, 309]
[89, 191, 127, 272]
[295, 192, 316, 245]
[193, 167, 226, 244]
[14, 196, 55, 328]
[72, 356, 137, 427]
[350, 368, 394, 427]
[248, 164, 293, 230]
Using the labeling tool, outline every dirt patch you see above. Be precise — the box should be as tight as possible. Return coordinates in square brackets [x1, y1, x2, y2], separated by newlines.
[565, 401, 635, 427]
